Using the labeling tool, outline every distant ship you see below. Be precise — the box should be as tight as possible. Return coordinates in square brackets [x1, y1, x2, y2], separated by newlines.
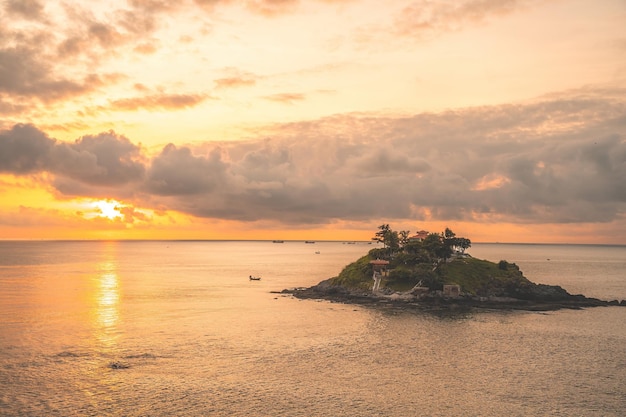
[305, 241, 315, 244]
[272, 240, 284, 243]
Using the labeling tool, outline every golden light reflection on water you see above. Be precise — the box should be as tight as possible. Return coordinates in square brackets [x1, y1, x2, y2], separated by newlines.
[97, 269, 119, 328]
[93, 244, 121, 348]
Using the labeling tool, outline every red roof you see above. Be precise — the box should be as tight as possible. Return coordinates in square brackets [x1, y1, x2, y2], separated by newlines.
[409, 230, 430, 240]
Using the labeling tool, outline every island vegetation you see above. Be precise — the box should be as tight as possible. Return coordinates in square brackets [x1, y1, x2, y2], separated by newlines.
[336, 225, 473, 292]
[286, 225, 625, 311]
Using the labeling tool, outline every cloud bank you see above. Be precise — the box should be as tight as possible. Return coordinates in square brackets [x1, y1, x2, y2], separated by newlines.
[0, 0, 555, 123]
[2, 87, 624, 227]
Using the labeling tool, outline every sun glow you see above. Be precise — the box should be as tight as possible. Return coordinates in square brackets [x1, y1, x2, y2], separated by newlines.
[92, 200, 123, 220]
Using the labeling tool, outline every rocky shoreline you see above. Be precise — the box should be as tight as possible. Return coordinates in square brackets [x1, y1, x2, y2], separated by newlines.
[281, 278, 626, 313]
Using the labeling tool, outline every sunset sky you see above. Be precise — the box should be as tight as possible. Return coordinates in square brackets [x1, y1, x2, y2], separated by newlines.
[1, 0, 625, 243]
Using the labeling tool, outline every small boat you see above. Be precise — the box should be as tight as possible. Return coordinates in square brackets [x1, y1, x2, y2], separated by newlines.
[249, 275, 261, 281]
[305, 241, 315, 244]
[272, 240, 284, 243]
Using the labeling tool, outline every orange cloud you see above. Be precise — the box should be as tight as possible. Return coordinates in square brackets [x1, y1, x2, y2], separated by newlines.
[394, 0, 529, 38]
[214, 76, 257, 89]
[262, 93, 306, 104]
[471, 174, 511, 191]
[246, 0, 299, 16]
[5, 0, 44, 19]
[109, 93, 211, 112]
[133, 42, 159, 55]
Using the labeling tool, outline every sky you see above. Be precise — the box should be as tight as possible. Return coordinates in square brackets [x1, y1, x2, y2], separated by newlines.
[0, 0, 625, 243]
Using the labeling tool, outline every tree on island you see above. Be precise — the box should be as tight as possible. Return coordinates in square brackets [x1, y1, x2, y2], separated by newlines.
[368, 225, 472, 290]
[372, 225, 471, 264]
[371, 224, 393, 248]
[371, 224, 410, 256]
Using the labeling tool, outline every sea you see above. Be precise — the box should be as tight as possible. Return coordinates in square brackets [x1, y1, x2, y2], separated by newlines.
[0, 240, 625, 417]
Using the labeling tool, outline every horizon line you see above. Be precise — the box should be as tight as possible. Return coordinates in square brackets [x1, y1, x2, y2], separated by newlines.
[0, 239, 624, 247]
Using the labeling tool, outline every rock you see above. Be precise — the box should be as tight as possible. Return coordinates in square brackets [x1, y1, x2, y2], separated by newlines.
[108, 361, 130, 369]
[282, 281, 623, 312]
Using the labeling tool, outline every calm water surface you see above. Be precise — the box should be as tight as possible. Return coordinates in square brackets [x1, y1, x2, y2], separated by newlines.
[1, 241, 625, 416]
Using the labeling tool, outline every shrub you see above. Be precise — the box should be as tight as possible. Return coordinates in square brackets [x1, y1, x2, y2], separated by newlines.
[332, 255, 373, 288]
[388, 267, 415, 284]
[368, 247, 388, 260]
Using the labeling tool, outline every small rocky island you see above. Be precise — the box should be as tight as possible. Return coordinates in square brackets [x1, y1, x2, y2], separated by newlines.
[284, 226, 625, 312]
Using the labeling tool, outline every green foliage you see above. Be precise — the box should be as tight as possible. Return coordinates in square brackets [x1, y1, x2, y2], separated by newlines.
[385, 265, 437, 291]
[387, 267, 414, 284]
[329, 240, 534, 298]
[372, 224, 398, 249]
[398, 230, 410, 247]
[402, 240, 424, 255]
[420, 233, 446, 261]
[330, 255, 373, 289]
[440, 258, 531, 296]
[390, 252, 430, 268]
[385, 268, 415, 291]
[444, 227, 456, 240]
[455, 237, 472, 253]
[332, 224, 484, 293]
[368, 247, 388, 260]
[413, 263, 442, 290]
[385, 259, 442, 291]
[372, 224, 410, 256]
[371, 224, 471, 265]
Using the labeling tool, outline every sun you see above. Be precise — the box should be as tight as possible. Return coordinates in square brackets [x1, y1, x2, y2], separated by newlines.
[93, 200, 123, 220]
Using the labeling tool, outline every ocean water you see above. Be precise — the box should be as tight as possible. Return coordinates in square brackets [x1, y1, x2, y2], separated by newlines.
[0, 240, 625, 416]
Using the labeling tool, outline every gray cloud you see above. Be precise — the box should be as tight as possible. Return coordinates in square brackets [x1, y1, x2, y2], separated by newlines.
[51, 132, 145, 186]
[0, 124, 54, 173]
[0, 47, 87, 100]
[0, 125, 144, 189]
[145, 144, 227, 196]
[0, 1, 176, 110]
[5, 0, 45, 19]
[0, 0, 253, 116]
[1, 87, 624, 226]
[176, 89, 625, 225]
[141, 89, 625, 224]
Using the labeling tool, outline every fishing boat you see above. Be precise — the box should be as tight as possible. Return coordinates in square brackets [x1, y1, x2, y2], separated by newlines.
[249, 275, 261, 281]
